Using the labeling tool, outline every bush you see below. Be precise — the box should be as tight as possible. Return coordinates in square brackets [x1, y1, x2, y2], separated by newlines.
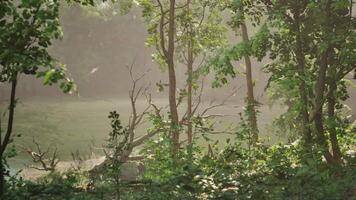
[138, 132, 356, 200]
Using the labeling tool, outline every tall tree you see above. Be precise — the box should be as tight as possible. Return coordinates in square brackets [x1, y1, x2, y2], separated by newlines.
[176, 0, 227, 148]
[87, 0, 227, 154]
[167, 0, 180, 153]
[234, 1, 260, 145]
[262, 0, 355, 165]
[138, 0, 227, 153]
[316, 0, 355, 163]
[241, 23, 259, 144]
[186, 0, 194, 148]
[312, 0, 335, 164]
[0, 0, 92, 195]
[138, 0, 180, 153]
[262, 0, 314, 147]
[207, 0, 265, 145]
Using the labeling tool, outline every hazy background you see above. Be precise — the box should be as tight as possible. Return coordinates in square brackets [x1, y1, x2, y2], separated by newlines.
[0, 5, 355, 167]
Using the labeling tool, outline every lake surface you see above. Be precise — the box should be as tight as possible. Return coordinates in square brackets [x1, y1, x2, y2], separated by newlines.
[0, 96, 284, 169]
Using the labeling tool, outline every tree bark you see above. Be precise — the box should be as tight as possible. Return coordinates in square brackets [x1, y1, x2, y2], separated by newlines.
[314, 48, 334, 164]
[167, 0, 180, 153]
[327, 79, 342, 162]
[0, 76, 18, 197]
[186, 0, 193, 146]
[325, 0, 342, 164]
[314, 0, 341, 166]
[240, 22, 259, 145]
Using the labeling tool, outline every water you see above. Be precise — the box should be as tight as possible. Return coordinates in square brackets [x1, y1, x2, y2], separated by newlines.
[0, 96, 284, 170]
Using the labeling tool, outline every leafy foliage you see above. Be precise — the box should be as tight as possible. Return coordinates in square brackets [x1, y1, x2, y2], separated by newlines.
[136, 116, 356, 200]
[101, 111, 130, 199]
[1, 0, 355, 199]
[0, 0, 77, 92]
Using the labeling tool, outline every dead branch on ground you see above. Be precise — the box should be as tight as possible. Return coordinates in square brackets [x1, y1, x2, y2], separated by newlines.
[22, 138, 59, 172]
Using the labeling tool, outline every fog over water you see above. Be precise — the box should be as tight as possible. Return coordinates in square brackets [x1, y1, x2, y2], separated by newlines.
[0, 5, 355, 167]
[1, 5, 354, 103]
[1, 5, 272, 101]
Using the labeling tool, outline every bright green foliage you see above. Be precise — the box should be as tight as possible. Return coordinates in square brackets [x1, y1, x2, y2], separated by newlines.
[206, 24, 270, 87]
[262, 0, 355, 155]
[175, 1, 228, 59]
[203, 0, 269, 88]
[4, 128, 355, 199]
[0, 0, 95, 198]
[135, 0, 227, 71]
[1, 0, 355, 199]
[208, 0, 355, 156]
[136, 114, 355, 199]
[103, 111, 129, 199]
[196, 142, 355, 200]
[142, 134, 193, 183]
[0, 0, 80, 92]
[139, 134, 200, 199]
[3, 170, 117, 200]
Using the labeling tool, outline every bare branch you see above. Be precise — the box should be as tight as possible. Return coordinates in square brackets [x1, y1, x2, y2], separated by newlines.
[199, 88, 237, 117]
[131, 129, 161, 147]
[22, 138, 59, 172]
[191, 77, 206, 116]
[117, 60, 164, 163]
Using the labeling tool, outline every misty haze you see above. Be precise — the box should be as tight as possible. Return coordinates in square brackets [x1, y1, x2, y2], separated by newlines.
[0, 1, 355, 199]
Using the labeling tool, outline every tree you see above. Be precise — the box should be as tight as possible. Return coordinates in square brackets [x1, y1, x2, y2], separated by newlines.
[0, 0, 93, 196]
[261, 0, 355, 165]
[175, 0, 227, 150]
[185, 0, 194, 148]
[228, 0, 265, 145]
[82, 0, 227, 158]
[207, 0, 354, 165]
[311, 0, 355, 164]
[206, 0, 266, 145]
[138, 0, 180, 153]
[138, 0, 227, 154]
[258, 0, 315, 151]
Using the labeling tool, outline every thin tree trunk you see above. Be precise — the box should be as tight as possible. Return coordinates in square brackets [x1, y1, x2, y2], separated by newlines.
[0, 76, 18, 197]
[186, 0, 193, 146]
[314, 0, 338, 165]
[187, 58, 193, 146]
[240, 22, 259, 145]
[325, 0, 342, 164]
[327, 80, 342, 162]
[294, 12, 312, 146]
[167, 0, 180, 153]
[314, 48, 334, 165]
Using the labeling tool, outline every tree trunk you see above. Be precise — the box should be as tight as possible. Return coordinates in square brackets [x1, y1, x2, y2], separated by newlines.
[240, 22, 259, 145]
[186, 0, 193, 146]
[294, 11, 312, 146]
[314, 0, 341, 166]
[327, 79, 342, 162]
[325, 0, 342, 164]
[0, 77, 18, 197]
[314, 48, 334, 165]
[167, 0, 180, 153]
